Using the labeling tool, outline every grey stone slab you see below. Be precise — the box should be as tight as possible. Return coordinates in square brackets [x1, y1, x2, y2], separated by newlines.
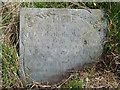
[20, 8, 107, 83]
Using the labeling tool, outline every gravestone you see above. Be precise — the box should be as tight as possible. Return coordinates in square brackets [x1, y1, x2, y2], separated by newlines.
[20, 8, 107, 83]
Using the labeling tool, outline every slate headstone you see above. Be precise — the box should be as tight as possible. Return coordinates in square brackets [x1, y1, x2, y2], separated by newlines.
[20, 8, 107, 83]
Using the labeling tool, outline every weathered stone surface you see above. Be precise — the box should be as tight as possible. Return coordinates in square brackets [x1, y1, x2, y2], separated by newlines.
[20, 8, 107, 83]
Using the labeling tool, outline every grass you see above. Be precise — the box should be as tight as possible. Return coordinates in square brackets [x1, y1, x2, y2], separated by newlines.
[0, 2, 120, 88]
[1, 41, 20, 88]
[63, 74, 83, 88]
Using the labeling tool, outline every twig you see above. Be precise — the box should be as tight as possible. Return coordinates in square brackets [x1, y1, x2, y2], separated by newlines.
[67, 4, 74, 8]
[13, 72, 24, 88]
[30, 81, 51, 89]
[71, 2, 91, 13]
[57, 74, 74, 88]
[1, 2, 22, 23]
[39, 85, 51, 88]
[112, 10, 120, 21]
[25, 73, 51, 89]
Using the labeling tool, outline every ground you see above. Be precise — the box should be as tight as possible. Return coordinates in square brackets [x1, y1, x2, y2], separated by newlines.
[0, 2, 120, 89]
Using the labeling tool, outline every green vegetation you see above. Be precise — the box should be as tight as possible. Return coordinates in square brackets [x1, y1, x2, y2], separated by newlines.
[63, 74, 83, 88]
[1, 41, 21, 88]
[0, 2, 120, 88]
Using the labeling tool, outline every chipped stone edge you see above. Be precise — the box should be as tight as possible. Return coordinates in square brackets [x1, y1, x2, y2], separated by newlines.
[19, 8, 26, 82]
